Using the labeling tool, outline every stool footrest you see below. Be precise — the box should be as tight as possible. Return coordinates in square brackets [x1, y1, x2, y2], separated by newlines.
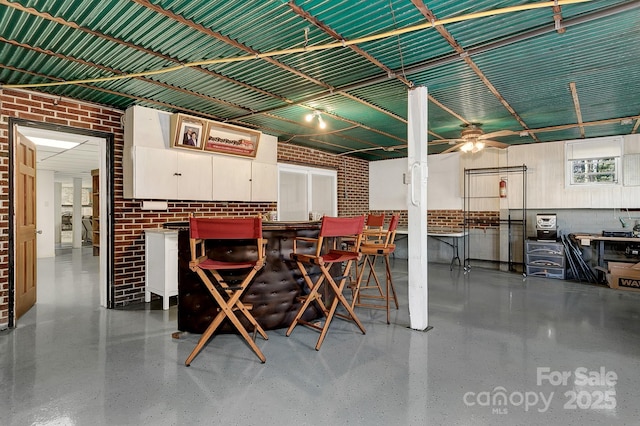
[355, 294, 385, 300]
[297, 319, 324, 332]
[353, 301, 396, 310]
[332, 275, 350, 281]
[304, 271, 323, 278]
[296, 295, 322, 303]
[215, 285, 244, 292]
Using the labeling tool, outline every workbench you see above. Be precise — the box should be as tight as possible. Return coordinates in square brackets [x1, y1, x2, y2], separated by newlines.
[573, 234, 640, 268]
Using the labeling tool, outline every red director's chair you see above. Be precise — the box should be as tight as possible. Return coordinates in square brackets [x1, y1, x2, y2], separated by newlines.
[351, 214, 400, 324]
[184, 216, 268, 365]
[346, 213, 385, 283]
[286, 215, 367, 350]
[363, 213, 386, 242]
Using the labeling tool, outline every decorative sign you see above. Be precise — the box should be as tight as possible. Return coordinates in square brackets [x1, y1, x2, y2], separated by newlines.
[171, 114, 205, 151]
[204, 121, 261, 158]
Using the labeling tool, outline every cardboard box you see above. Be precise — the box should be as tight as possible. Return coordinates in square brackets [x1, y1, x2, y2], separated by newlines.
[607, 262, 640, 292]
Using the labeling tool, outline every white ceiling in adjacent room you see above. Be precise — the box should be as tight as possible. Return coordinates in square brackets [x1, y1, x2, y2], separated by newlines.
[17, 126, 101, 185]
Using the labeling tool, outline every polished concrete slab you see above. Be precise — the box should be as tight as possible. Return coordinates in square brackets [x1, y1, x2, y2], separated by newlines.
[1, 247, 639, 425]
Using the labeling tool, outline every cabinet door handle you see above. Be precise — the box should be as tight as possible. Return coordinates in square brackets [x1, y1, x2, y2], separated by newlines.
[174, 172, 182, 176]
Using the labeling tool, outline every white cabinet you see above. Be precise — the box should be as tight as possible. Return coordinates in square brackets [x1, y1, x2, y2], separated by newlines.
[145, 229, 179, 310]
[212, 156, 252, 200]
[124, 105, 277, 202]
[131, 146, 212, 200]
[251, 162, 278, 202]
[212, 157, 277, 201]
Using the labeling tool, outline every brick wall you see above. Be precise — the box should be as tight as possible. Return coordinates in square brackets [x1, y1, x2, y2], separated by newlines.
[0, 89, 371, 324]
[368, 209, 499, 230]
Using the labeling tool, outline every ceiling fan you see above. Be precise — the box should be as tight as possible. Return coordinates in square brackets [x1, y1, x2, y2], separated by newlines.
[438, 123, 511, 154]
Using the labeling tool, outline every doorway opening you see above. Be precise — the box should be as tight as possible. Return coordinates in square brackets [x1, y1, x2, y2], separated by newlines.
[9, 118, 115, 327]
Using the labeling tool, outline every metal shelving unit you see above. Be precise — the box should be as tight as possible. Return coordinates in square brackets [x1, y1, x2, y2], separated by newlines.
[463, 165, 527, 272]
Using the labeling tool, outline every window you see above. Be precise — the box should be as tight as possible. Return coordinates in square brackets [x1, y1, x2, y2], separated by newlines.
[570, 157, 617, 184]
[61, 186, 93, 217]
[565, 137, 622, 186]
[278, 164, 337, 221]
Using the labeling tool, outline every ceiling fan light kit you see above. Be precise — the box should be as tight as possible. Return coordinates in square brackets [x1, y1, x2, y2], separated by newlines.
[460, 140, 485, 153]
[440, 123, 505, 153]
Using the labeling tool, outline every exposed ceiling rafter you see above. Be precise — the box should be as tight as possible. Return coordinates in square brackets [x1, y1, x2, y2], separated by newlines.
[410, 0, 540, 142]
[553, 2, 566, 33]
[569, 82, 585, 138]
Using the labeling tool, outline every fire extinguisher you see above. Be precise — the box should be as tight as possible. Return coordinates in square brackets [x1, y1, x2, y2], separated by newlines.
[499, 178, 507, 198]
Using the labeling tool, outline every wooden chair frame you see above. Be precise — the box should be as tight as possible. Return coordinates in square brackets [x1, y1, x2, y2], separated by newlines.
[352, 214, 400, 324]
[363, 213, 386, 243]
[185, 216, 268, 365]
[286, 215, 366, 350]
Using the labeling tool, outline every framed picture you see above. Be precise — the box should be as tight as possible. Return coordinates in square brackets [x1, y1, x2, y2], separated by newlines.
[203, 121, 261, 158]
[172, 114, 205, 151]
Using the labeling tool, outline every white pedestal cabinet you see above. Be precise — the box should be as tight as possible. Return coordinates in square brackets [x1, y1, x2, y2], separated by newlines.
[145, 229, 179, 310]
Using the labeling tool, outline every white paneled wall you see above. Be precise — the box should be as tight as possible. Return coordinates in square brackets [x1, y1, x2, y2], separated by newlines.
[369, 135, 640, 211]
[507, 135, 640, 209]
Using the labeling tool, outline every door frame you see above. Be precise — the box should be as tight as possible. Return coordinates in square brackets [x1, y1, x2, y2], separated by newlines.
[8, 118, 115, 327]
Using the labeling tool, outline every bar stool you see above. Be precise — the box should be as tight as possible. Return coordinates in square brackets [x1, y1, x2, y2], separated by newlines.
[346, 213, 385, 283]
[286, 215, 366, 350]
[363, 213, 385, 241]
[351, 214, 400, 324]
[184, 216, 268, 365]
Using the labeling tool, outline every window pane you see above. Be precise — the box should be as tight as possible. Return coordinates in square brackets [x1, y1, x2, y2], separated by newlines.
[570, 158, 617, 185]
[311, 174, 335, 217]
[279, 171, 307, 221]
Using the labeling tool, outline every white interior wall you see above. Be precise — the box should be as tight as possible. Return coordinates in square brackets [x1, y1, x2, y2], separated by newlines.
[507, 136, 640, 209]
[371, 134, 640, 211]
[369, 158, 406, 210]
[427, 152, 462, 210]
[371, 134, 640, 266]
[36, 170, 55, 258]
[369, 153, 463, 211]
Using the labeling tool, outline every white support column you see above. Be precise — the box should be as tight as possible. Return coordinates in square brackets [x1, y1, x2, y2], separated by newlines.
[72, 177, 83, 249]
[54, 182, 62, 245]
[407, 86, 430, 330]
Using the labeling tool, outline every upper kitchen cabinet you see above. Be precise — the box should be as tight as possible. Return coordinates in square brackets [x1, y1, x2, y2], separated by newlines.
[130, 146, 213, 200]
[211, 156, 278, 202]
[123, 105, 277, 202]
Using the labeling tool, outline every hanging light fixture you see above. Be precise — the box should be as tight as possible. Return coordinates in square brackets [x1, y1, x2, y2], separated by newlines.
[305, 111, 326, 129]
[460, 139, 485, 153]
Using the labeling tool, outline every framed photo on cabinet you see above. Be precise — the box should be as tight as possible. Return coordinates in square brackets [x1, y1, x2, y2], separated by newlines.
[203, 121, 261, 158]
[171, 114, 206, 151]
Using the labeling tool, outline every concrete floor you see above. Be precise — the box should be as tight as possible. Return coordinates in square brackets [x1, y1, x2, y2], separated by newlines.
[1, 247, 639, 425]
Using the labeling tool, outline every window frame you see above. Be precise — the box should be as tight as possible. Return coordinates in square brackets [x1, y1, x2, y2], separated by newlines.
[569, 156, 619, 185]
[277, 163, 337, 221]
[565, 137, 623, 188]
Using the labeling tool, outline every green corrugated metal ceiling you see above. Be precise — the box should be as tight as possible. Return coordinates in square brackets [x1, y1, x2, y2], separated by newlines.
[1, 0, 639, 159]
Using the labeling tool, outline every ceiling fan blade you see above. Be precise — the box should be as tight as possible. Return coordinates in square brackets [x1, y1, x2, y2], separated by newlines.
[482, 140, 510, 149]
[479, 129, 517, 139]
[440, 143, 464, 154]
[429, 139, 463, 146]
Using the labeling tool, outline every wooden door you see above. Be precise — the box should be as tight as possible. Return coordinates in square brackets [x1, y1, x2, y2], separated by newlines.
[15, 131, 37, 319]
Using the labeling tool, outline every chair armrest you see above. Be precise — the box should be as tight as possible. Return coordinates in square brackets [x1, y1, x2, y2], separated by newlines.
[290, 253, 319, 264]
[328, 249, 362, 259]
[258, 238, 268, 259]
[294, 237, 318, 243]
[189, 255, 209, 271]
[292, 236, 318, 253]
